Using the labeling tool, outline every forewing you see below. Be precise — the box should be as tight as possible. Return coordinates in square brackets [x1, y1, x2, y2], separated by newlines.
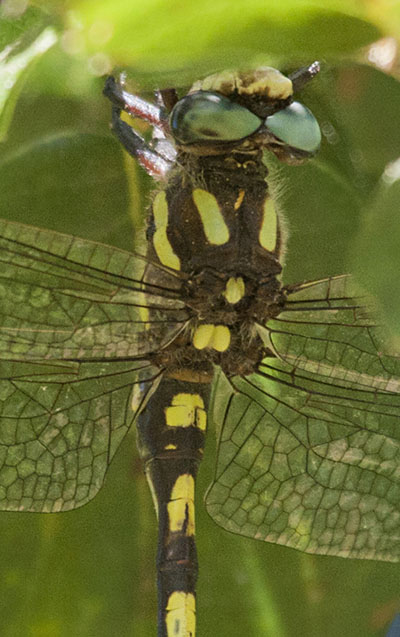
[0, 359, 161, 512]
[206, 276, 400, 562]
[0, 218, 187, 361]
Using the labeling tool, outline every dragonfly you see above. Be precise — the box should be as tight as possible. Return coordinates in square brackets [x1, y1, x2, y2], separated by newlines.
[1, 61, 400, 637]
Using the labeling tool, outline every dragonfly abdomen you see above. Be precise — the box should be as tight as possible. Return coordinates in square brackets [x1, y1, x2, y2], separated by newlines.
[137, 379, 209, 637]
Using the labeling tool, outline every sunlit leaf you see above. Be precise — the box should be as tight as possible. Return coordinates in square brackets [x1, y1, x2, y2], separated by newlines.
[0, 11, 57, 140]
[353, 177, 400, 343]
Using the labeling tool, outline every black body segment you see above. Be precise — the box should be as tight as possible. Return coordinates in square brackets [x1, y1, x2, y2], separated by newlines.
[137, 378, 209, 637]
[150, 159, 283, 274]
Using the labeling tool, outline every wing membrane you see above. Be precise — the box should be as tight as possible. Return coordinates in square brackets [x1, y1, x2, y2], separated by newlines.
[0, 219, 174, 512]
[206, 276, 400, 562]
[0, 219, 187, 361]
[0, 359, 161, 512]
[260, 275, 400, 391]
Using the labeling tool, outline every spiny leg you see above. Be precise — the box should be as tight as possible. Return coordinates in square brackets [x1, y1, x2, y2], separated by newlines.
[104, 75, 167, 128]
[104, 77, 174, 179]
[110, 106, 173, 179]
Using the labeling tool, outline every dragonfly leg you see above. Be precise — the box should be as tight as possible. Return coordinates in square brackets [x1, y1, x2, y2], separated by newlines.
[109, 106, 173, 179]
[104, 76, 174, 179]
[104, 75, 167, 128]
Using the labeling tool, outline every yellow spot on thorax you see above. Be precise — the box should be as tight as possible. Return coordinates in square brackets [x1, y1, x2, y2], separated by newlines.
[192, 188, 230, 245]
[192, 324, 230, 352]
[152, 191, 181, 270]
[223, 277, 245, 304]
[165, 394, 207, 431]
[165, 444, 178, 450]
[166, 591, 196, 637]
[213, 325, 231, 352]
[167, 474, 195, 535]
[259, 198, 277, 252]
[234, 189, 245, 210]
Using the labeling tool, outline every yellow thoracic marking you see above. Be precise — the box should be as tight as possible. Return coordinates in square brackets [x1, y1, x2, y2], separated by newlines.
[213, 325, 231, 351]
[166, 591, 196, 637]
[165, 443, 178, 450]
[152, 191, 181, 270]
[165, 394, 207, 431]
[192, 324, 231, 352]
[192, 324, 214, 350]
[223, 277, 245, 304]
[259, 198, 277, 252]
[234, 189, 245, 210]
[192, 188, 230, 245]
[167, 474, 195, 535]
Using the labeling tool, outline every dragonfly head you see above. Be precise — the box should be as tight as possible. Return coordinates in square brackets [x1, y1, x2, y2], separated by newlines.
[169, 62, 321, 164]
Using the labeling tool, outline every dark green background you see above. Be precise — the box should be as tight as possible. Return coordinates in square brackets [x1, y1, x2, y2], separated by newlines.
[1, 1, 400, 635]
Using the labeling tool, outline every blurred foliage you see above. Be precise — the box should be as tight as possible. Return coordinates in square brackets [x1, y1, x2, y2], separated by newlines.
[0, 1, 400, 636]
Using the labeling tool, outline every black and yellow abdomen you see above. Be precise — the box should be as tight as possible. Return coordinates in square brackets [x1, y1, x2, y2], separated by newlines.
[137, 379, 209, 637]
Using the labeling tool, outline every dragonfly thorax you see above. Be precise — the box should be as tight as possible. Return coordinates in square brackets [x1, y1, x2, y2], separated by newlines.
[156, 269, 285, 380]
[148, 155, 284, 278]
[144, 152, 286, 379]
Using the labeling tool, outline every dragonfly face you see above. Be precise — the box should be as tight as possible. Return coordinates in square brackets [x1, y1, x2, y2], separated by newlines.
[1, 61, 400, 637]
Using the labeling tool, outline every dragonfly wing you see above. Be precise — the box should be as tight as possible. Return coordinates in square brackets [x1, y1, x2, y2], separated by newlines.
[267, 274, 400, 392]
[206, 276, 400, 562]
[0, 359, 161, 512]
[0, 219, 177, 512]
[0, 218, 187, 361]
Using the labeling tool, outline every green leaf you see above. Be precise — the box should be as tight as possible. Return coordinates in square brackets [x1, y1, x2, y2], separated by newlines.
[71, 0, 381, 84]
[353, 176, 400, 342]
[0, 5, 53, 52]
[0, 134, 136, 249]
[330, 65, 400, 176]
[0, 6, 58, 140]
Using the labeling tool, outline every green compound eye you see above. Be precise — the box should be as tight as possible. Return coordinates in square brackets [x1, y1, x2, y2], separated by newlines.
[266, 101, 321, 152]
[170, 91, 262, 144]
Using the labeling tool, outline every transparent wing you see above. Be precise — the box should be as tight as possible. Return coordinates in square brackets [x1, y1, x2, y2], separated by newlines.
[0, 359, 161, 512]
[0, 219, 179, 512]
[267, 275, 399, 393]
[0, 218, 187, 361]
[206, 276, 400, 562]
